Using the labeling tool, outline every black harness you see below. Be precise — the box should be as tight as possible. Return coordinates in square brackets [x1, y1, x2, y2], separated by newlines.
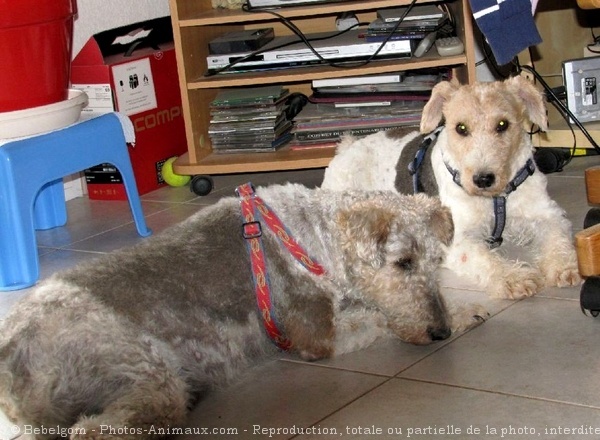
[409, 126, 536, 248]
[408, 126, 444, 194]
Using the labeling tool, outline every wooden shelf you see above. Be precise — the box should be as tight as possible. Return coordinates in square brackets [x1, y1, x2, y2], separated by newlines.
[169, 0, 476, 178]
[173, 146, 337, 175]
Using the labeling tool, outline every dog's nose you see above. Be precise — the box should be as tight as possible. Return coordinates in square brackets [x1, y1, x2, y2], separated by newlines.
[473, 173, 496, 189]
[428, 326, 451, 341]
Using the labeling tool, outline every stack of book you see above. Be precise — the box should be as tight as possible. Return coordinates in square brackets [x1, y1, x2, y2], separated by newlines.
[288, 69, 449, 150]
[208, 86, 292, 154]
[309, 71, 444, 107]
[366, 4, 448, 43]
[289, 100, 424, 150]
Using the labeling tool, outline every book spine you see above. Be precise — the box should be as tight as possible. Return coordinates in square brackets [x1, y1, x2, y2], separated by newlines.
[294, 126, 398, 140]
[312, 74, 401, 88]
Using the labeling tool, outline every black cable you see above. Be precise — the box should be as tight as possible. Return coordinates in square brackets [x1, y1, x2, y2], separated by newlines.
[519, 63, 577, 168]
[207, 0, 419, 75]
[244, 0, 420, 67]
[474, 29, 512, 79]
[587, 26, 600, 54]
[517, 63, 600, 155]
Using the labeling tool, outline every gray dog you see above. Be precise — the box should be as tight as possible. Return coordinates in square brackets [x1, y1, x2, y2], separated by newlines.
[0, 183, 486, 439]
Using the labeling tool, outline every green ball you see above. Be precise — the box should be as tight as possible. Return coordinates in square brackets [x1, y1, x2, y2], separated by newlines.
[162, 157, 191, 187]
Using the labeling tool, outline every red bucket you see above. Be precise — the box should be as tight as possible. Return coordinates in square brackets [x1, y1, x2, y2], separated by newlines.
[0, 0, 77, 112]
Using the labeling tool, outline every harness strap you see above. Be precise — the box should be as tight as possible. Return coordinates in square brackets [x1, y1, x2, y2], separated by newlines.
[408, 126, 444, 193]
[236, 183, 325, 351]
[444, 160, 463, 187]
[486, 158, 536, 248]
[504, 158, 536, 195]
[444, 157, 536, 249]
[487, 196, 507, 248]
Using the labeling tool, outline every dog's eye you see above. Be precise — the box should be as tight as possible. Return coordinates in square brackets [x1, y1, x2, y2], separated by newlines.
[394, 257, 414, 271]
[496, 119, 510, 132]
[455, 123, 469, 136]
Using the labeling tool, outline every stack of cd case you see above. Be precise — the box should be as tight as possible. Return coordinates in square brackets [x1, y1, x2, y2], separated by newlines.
[208, 86, 292, 153]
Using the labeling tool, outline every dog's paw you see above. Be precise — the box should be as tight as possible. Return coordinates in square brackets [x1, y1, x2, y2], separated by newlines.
[448, 303, 490, 334]
[492, 265, 545, 299]
[544, 265, 582, 288]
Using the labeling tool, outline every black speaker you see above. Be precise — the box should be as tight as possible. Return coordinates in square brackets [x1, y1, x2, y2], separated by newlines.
[533, 148, 571, 174]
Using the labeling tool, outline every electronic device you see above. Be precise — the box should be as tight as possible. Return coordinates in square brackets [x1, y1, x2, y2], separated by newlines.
[208, 28, 274, 55]
[435, 36, 464, 57]
[563, 56, 600, 123]
[206, 30, 413, 72]
[377, 5, 445, 23]
[413, 32, 437, 58]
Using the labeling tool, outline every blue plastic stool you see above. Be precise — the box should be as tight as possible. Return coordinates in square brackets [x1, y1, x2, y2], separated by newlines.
[0, 113, 152, 291]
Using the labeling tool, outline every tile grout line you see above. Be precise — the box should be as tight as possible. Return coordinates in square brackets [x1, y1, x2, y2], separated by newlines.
[394, 376, 600, 412]
[286, 375, 398, 440]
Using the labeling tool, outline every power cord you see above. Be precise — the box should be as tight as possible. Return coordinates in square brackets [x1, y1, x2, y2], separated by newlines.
[587, 27, 600, 55]
[517, 62, 600, 156]
[206, 0, 419, 76]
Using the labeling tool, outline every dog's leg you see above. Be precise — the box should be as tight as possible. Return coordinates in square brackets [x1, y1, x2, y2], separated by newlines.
[530, 217, 581, 288]
[446, 237, 545, 299]
[280, 285, 336, 361]
[333, 304, 392, 355]
[445, 301, 490, 334]
[70, 364, 188, 440]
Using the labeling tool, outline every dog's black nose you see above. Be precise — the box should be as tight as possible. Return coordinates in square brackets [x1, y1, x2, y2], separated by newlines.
[473, 173, 496, 188]
[428, 326, 451, 341]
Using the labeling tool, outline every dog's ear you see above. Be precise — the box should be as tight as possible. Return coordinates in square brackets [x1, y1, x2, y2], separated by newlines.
[420, 79, 460, 134]
[506, 75, 548, 132]
[337, 203, 394, 267]
[427, 203, 454, 247]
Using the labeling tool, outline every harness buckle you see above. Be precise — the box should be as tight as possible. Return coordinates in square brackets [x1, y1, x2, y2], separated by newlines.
[486, 236, 503, 249]
[235, 182, 256, 198]
[242, 221, 262, 239]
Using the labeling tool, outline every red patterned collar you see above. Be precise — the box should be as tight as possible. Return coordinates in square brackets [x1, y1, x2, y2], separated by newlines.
[236, 183, 325, 351]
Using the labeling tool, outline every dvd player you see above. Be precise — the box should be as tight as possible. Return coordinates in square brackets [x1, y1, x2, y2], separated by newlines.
[207, 30, 413, 72]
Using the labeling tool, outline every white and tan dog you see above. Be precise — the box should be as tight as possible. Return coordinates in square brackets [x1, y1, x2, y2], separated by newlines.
[322, 76, 581, 299]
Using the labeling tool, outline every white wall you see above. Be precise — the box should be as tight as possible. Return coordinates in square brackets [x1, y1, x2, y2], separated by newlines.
[73, 0, 171, 57]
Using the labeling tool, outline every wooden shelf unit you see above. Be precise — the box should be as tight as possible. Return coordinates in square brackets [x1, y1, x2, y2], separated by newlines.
[168, 0, 476, 176]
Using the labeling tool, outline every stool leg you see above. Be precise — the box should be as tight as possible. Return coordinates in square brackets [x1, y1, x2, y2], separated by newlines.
[122, 178, 152, 238]
[34, 179, 68, 230]
[93, 114, 151, 238]
[110, 153, 152, 238]
[0, 163, 40, 290]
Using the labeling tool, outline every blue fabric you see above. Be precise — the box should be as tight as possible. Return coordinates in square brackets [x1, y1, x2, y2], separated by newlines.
[469, 0, 542, 65]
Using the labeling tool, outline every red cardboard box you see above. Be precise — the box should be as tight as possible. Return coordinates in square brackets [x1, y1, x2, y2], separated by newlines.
[71, 17, 186, 200]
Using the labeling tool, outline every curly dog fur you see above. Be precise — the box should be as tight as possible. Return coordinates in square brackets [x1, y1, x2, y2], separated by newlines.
[0, 184, 486, 439]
